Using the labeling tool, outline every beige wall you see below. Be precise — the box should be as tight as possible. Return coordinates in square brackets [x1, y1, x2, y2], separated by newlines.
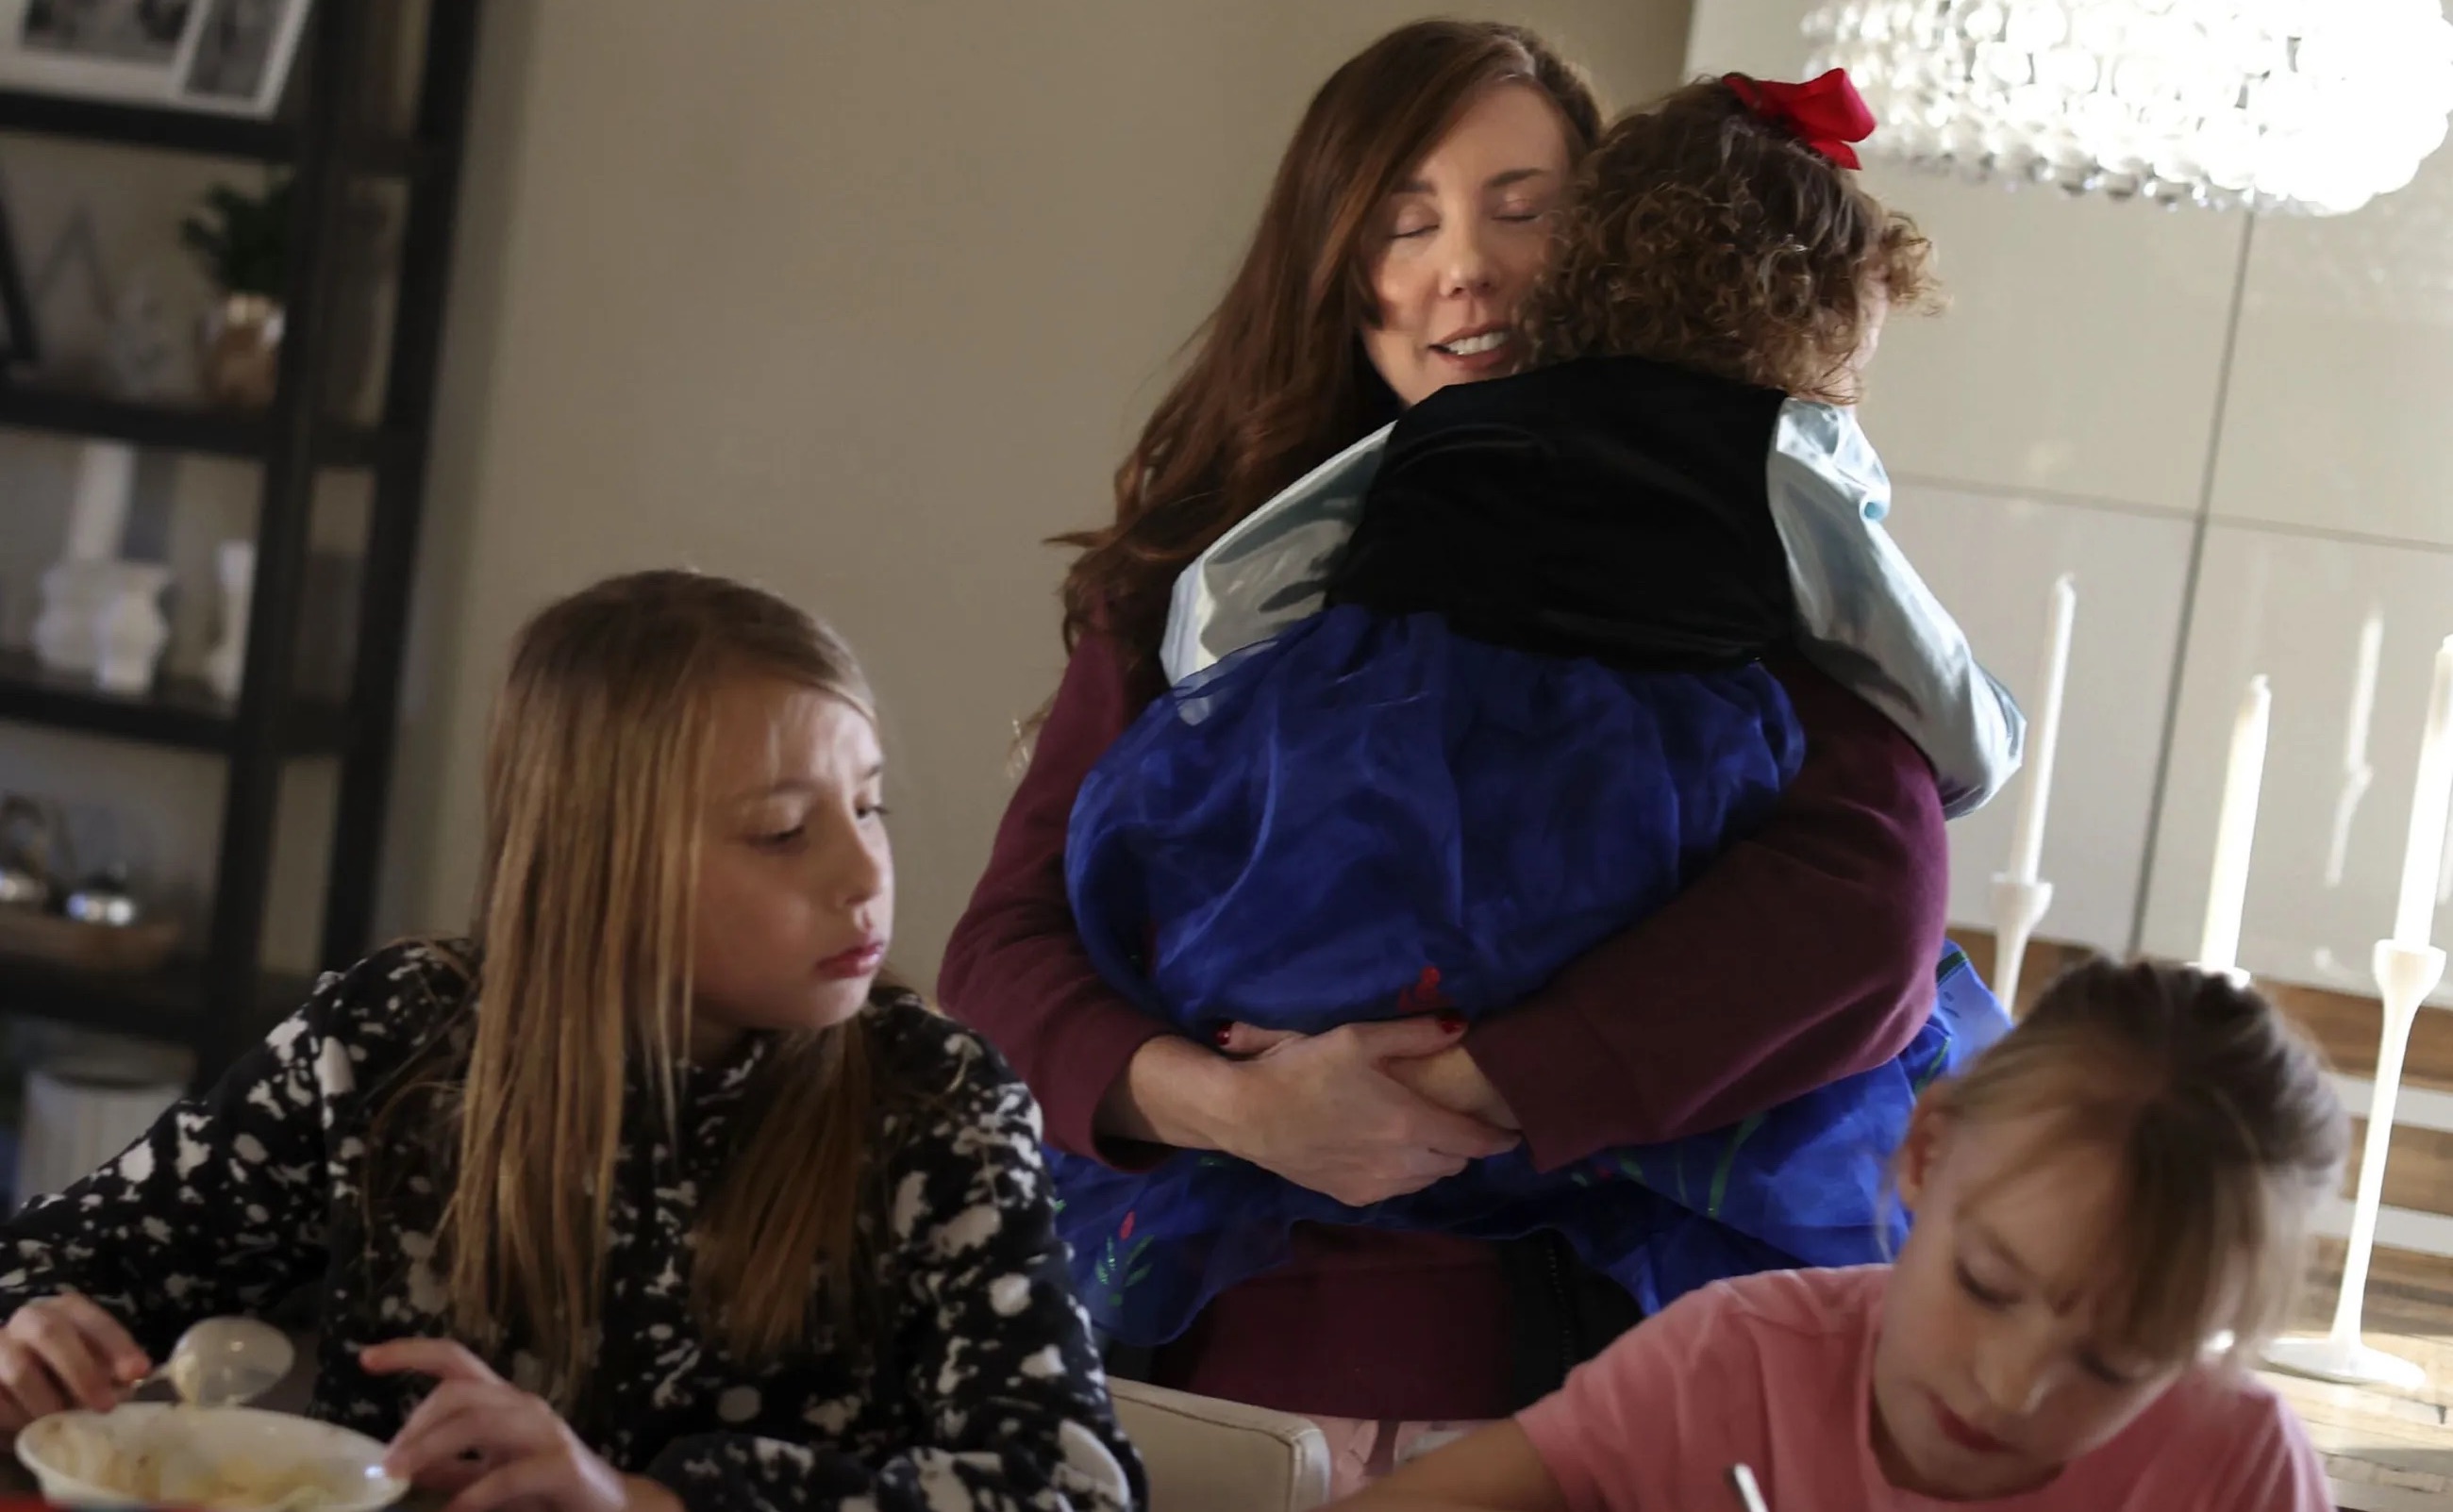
[383, 2, 1694, 978]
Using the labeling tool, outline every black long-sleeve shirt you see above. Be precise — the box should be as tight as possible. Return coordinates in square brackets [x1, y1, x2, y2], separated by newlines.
[0, 940, 1143, 1512]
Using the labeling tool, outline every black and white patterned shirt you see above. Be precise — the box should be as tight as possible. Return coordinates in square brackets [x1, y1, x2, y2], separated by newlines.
[0, 941, 1143, 1512]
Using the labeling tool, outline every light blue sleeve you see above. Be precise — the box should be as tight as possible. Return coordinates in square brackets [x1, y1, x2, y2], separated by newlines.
[1159, 424, 1392, 685]
[1767, 399, 2026, 818]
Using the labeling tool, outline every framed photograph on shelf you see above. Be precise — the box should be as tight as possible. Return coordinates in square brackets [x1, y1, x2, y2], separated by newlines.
[0, 0, 310, 117]
[173, 0, 311, 116]
[0, 0, 202, 107]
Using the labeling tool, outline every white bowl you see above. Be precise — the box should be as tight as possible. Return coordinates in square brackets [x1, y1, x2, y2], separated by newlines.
[17, 1404, 407, 1512]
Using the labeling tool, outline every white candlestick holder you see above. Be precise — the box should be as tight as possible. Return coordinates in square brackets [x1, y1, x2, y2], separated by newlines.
[2262, 938, 2443, 1391]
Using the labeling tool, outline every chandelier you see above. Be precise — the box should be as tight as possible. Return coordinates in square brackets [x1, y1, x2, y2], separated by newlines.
[1802, 2, 2453, 215]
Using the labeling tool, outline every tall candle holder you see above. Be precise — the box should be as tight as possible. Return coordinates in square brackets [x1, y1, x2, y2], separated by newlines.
[1992, 575, 2075, 1013]
[2263, 939, 2441, 1390]
[2268, 635, 2453, 1391]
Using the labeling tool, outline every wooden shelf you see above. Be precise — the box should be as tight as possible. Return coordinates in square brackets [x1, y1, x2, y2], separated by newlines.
[0, 386, 385, 466]
[0, 950, 308, 1047]
[0, 88, 432, 176]
[0, 650, 349, 755]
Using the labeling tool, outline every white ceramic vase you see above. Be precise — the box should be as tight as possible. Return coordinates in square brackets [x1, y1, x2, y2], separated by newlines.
[92, 562, 173, 695]
[63, 441, 136, 562]
[32, 561, 111, 674]
[204, 540, 255, 702]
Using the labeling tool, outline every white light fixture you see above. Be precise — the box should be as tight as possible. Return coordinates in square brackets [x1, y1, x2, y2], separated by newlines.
[1803, 1, 2453, 215]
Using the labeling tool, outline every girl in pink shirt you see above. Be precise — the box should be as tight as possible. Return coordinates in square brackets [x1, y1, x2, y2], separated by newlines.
[1343, 957, 2347, 1510]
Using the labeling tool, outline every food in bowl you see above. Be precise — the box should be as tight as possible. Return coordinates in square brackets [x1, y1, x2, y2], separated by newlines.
[17, 1404, 405, 1512]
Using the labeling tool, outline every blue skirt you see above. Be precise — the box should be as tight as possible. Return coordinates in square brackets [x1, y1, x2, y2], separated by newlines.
[1060, 605, 2009, 1345]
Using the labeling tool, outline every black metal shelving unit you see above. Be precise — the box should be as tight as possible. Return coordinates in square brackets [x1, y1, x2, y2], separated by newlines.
[0, 386, 389, 464]
[0, 2, 478, 1084]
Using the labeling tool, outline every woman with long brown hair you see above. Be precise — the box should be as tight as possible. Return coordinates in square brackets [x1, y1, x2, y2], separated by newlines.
[0, 572, 1141, 1512]
[942, 18, 1956, 1489]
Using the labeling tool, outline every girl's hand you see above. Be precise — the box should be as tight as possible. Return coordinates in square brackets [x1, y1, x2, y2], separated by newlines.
[1216, 1021, 1522, 1132]
[1381, 1045, 1521, 1132]
[362, 1339, 680, 1512]
[0, 1293, 150, 1435]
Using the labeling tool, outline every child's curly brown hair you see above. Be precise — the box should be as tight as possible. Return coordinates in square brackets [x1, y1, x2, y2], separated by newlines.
[1520, 75, 1937, 405]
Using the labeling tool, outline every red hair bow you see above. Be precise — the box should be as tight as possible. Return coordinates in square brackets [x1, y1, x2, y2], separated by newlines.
[1725, 69, 1876, 170]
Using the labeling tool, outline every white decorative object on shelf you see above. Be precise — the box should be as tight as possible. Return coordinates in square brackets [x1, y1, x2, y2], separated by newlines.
[204, 540, 255, 702]
[2195, 674, 2270, 979]
[43, 558, 175, 693]
[1803, 1, 2453, 215]
[105, 274, 192, 403]
[1991, 573, 2074, 1012]
[38, 443, 151, 683]
[92, 563, 173, 695]
[33, 561, 110, 675]
[2267, 635, 2453, 1390]
[30, 561, 174, 697]
[62, 441, 136, 562]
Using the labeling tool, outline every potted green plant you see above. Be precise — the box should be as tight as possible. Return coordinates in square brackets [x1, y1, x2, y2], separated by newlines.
[178, 174, 290, 410]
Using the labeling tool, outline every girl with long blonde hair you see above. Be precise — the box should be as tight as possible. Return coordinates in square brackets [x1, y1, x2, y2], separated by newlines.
[0, 571, 1142, 1512]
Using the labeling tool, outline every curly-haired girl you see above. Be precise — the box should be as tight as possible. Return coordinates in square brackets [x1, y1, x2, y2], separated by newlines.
[1521, 73, 1935, 401]
[1050, 70, 2019, 1361]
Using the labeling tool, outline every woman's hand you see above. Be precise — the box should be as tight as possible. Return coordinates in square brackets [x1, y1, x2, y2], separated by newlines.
[363, 1339, 680, 1512]
[1217, 1022, 1522, 1132]
[1208, 1016, 1518, 1206]
[0, 1293, 149, 1435]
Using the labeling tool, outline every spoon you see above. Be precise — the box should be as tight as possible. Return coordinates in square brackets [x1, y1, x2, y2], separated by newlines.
[126, 1318, 296, 1408]
[1727, 1464, 1771, 1512]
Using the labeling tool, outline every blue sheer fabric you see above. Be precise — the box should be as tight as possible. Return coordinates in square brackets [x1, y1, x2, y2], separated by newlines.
[1057, 605, 2011, 1345]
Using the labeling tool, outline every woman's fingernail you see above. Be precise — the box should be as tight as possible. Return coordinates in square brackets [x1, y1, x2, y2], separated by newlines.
[1438, 1013, 1466, 1035]
[1211, 1024, 1233, 1049]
